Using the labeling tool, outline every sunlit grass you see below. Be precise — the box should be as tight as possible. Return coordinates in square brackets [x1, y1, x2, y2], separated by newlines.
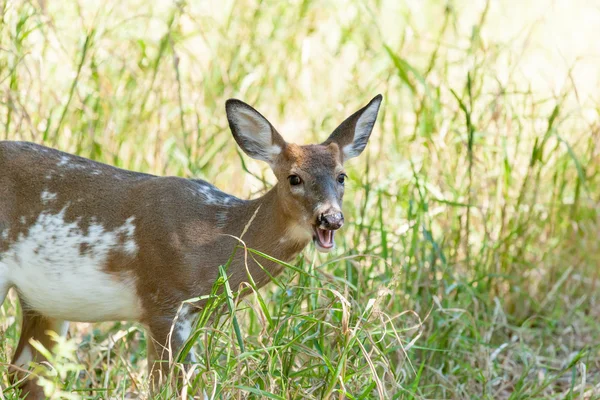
[1, 0, 600, 398]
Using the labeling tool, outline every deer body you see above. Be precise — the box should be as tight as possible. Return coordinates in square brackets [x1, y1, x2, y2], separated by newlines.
[0, 143, 277, 320]
[0, 95, 382, 398]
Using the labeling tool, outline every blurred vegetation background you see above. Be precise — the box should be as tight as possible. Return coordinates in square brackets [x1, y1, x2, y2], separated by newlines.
[1, 0, 600, 398]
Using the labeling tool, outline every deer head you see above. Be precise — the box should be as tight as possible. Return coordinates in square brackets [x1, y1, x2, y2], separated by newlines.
[226, 94, 382, 253]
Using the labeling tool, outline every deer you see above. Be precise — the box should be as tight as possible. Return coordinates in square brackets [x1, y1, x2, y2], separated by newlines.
[0, 94, 382, 398]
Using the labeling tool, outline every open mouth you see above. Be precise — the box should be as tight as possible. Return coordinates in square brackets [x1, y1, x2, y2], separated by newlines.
[313, 226, 335, 252]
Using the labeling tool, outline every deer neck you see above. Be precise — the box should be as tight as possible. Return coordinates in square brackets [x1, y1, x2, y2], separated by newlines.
[223, 184, 311, 283]
[240, 184, 311, 259]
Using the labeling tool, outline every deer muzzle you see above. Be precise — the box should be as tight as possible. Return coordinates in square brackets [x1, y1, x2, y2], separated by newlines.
[313, 210, 344, 252]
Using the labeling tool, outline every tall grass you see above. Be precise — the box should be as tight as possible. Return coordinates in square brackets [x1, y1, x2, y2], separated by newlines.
[1, 0, 600, 398]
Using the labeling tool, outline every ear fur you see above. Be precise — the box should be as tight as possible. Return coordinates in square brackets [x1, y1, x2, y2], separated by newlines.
[226, 99, 287, 166]
[323, 94, 382, 161]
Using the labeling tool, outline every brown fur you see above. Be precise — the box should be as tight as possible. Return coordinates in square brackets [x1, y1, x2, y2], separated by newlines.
[0, 95, 382, 398]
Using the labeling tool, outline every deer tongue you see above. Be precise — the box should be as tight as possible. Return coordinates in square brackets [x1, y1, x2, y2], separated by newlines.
[316, 228, 334, 248]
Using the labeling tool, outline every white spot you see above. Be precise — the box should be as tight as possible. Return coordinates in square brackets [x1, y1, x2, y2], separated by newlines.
[120, 217, 138, 255]
[3, 209, 142, 322]
[196, 185, 217, 204]
[190, 182, 241, 207]
[215, 211, 228, 228]
[56, 155, 94, 171]
[175, 304, 197, 362]
[1, 229, 8, 240]
[313, 202, 326, 212]
[20, 216, 26, 224]
[92, 170, 102, 175]
[14, 346, 33, 367]
[314, 202, 342, 215]
[41, 191, 57, 204]
[57, 156, 70, 166]
[177, 317, 193, 343]
[285, 223, 312, 244]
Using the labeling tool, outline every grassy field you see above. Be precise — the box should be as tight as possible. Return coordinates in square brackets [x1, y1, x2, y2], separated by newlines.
[2, 0, 600, 398]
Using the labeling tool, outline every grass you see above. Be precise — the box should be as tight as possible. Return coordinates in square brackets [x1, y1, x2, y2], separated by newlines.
[1, 0, 600, 398]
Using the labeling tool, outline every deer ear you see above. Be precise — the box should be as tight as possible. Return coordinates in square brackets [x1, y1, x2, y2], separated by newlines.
[226, 99, 287, 167]
[324, 94, 382, 161]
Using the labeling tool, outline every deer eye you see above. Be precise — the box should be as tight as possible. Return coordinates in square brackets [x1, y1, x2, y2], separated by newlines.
[288, 175, 302, 186]
[337, 173, 347, 185]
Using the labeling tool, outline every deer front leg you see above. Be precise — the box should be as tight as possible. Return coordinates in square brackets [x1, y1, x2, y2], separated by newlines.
[146, 306, 197, 393]
[9, 307, 69, 400]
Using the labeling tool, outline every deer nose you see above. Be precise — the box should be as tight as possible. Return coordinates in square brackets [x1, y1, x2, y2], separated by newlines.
[318, 211, 344, 230]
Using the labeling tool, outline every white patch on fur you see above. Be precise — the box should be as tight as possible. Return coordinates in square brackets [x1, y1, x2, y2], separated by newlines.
[215, 210, 228, 228]
[41, 191, 57, 203]
[176, 317, 193, 343]
[289, 183, 305, 195]
[342, 97, 381, 160]
[120, 217, 138, 255]
[2, 210, 142, 322]
[1, 229, 8, 240]
[175, 304, 197, 362]
[14, 346, 33, 367]
[228, 106, 281, 165]
[57, 155, 94, 171]
[191, 183, 241, 207]
[195, 185, 218, 204]
[57, 156, 70, 166]
[284, 223, 312, 244]
[20, 216, 26, 224]
[314, 202, 342, 215]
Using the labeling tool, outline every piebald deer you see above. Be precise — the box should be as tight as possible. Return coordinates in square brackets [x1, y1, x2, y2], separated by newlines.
[0, 95, 382, 398]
